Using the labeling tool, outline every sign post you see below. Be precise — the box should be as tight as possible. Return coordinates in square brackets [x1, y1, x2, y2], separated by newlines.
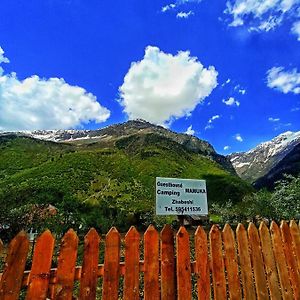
[155, 177, 208, 224]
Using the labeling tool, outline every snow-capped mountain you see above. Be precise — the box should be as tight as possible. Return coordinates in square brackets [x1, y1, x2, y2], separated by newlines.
[229, 131, 300, 184]
[0, 119, 236, 174]
[0, 129, 92, 142]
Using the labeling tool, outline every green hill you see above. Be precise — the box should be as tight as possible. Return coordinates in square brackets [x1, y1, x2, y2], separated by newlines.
[0, 123, 253, 238]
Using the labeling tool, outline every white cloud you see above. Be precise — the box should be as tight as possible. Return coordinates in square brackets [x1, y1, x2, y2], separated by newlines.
[267, 66, 300, 94]
[249, 15, 284, 32]
[274, 122, 292, 130]
[208, 115, 220, 123]
[224, 145, 230, 150]
[291, 20, 300, 40]
[0, 47, 110, 131]
[234, 84, 246, 94]
[235, 133, 243, 142]
[225, 0, 300, 36]
[0, 47, 9, 75]
[221, 78, 231, 87]
[268, 117, 280, 122]
[291, 107, 300, 111]
[161, 0, 202, 13]
[0, 47, 9, 64]
[176, 11, 194, 18]
[161, 3, 176, 12]
[222, 96, 240, 106]
[119, 46, 218, 125]
[205, 114, 220, 130]
[185, 125, 195, 135]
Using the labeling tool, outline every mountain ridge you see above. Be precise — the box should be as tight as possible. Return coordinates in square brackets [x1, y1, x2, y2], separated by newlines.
[229, 131, 300, 185]
[0, 119, 235, 174]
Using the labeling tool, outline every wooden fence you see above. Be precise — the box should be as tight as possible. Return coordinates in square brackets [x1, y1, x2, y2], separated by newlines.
[0, 221, 299, 299]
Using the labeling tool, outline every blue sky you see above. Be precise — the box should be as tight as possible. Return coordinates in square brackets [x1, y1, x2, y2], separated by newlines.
[0, 0, 299, 154]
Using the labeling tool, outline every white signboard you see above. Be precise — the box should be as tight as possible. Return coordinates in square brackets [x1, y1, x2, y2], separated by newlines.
[156, 177, 208, 215]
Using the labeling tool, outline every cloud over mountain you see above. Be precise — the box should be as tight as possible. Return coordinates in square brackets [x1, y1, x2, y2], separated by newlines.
[0, 47, 110, 131]
[119, 46, 218, 125]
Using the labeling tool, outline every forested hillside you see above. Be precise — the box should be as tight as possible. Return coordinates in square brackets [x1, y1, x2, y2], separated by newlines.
[0, 128, 252, 239]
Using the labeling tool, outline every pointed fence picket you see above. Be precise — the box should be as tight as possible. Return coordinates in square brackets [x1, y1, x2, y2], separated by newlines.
[123, 226, 140, 300]
[222, 224, 241, 300]
[195, 225, 210, 300]
[0, 221, 300, 299]
[280, 221, 300, 298]
[144, 224, 160, 300]
[270, 221, 293, 300]
[0, 231, 29, 300]
[176, 226, 192, 300]
[79, 228, 100, 300]
[258, 222, 281, 300]
[54, 229, 79, 300]
[160, 224, 176, 300]
[248, 223, 269, 300]
[25, 230, 55, 300]
[102, 227, 120, 300]
[209, 225, 227, 300]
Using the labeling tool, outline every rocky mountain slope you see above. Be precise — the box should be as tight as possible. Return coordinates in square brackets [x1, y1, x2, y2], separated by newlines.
[1, 119, 235, 173]
[254, 142, 300, 188]
[229, 131, 300, 186]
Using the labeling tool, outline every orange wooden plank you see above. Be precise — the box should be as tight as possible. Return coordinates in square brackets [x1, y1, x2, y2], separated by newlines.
[209, 225, 226, 300]
[0, 231, 30, 300]
[176, 226, 192, 300]
[160, 224, 175, 300]
[144, 225, 160, 300]
[289, 220, 300, 273]
[222, 223, 242, 300]
[195, 225, 210, 300]
[280, 221, 300, 299]
[248, 223, 269, 300]
[102, 227, 120, 300]
[258, 222, 281, 300]
[236, 224, 256, 300]
[53, 229, 78, 300]
[26, 230, 55, 300]
[270, 221, 293, 300]
[123, 226, 140, 300]
[79, 228, 100, 300]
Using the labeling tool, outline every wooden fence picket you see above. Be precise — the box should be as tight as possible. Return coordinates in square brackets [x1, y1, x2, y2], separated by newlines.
[176, 226, 192, 300]
[160, 224, 175, 300]
[222, 224, 241, 300]
[123, 226, 140, 300]
[102, 227, 120, 300]
[280, 221, 300, 299]
[258, 222, 281, 300]
[289, 220, 300, 272]
[248, 223, 268, 300]
[209, 225, 226, 300]
[53, 229, 79, 300]
[195, 226, 210, 300]
[79, 228, 100, 300]
[270, 221, 293, 300]
[0, 231, 30, 300]
[144, 225, 160, 300]
[236, 224, 256, 300]
[26, 230, 55, 300]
